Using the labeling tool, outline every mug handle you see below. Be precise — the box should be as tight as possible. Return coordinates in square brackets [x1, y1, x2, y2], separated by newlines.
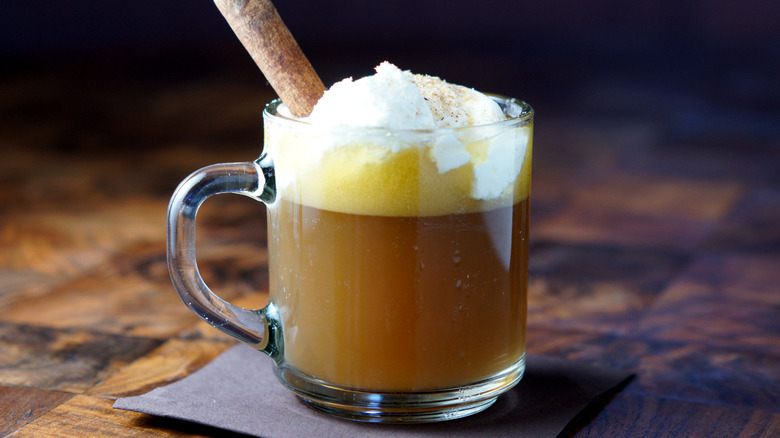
[166, 153, 282, 359]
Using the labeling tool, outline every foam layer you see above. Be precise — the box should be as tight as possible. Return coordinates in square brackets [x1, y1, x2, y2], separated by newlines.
[263, 64, 533, 217]
[265, 117, 532, 216]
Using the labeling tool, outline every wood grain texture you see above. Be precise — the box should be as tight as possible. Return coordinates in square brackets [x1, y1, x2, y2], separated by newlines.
[528, 241, 689, 335]
[0, 386, 73, 436]
[636, 253, 780, 351]
[8, 395, 247, 437]
[573, 393, 780, 438]
[0, 322, 162, 393]
[527, 327, 780, 412]
[87, 339, 234, 398]
[1, 50, 778, 436]
[533, 173, 745, 250]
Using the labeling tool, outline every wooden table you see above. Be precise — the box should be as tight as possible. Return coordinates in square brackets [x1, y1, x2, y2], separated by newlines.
[1, 56, 778, 437]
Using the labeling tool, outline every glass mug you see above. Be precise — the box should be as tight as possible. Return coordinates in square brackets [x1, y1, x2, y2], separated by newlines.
[167, 96, 534, 423]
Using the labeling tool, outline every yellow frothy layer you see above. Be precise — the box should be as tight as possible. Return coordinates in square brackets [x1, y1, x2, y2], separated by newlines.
[266, 125, 533, 217]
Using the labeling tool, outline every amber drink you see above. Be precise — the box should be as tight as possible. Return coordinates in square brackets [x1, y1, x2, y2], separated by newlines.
[269, 198, 529, 391]
[263, 94, 533, 416]
[168, 65, 534, 423]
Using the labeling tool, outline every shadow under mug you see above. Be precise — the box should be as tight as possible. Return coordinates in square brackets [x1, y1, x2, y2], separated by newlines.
[167, 97, 534, 423]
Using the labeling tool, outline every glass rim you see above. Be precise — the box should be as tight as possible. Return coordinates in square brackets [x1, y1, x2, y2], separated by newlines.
[262, 95, 534, 135]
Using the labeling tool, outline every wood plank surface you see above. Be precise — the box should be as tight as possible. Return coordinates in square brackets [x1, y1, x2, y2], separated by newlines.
[578, 393, 780, 438]
[1, 46, 778, 437]
[0, 386, 73, 436]
[87, 339, 234, 399]
[8, 395, 247, 437]
[0, 322, 162, 393]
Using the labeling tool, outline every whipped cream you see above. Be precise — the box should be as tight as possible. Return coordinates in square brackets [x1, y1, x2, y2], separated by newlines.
[305, 62, 505, 129]
[269, 62, 531, 210]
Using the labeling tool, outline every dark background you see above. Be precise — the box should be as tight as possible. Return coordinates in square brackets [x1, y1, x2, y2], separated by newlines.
[2, 0, 778, 117]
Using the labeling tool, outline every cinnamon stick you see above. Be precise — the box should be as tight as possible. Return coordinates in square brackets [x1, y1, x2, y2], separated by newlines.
[213, 0, 326, 117]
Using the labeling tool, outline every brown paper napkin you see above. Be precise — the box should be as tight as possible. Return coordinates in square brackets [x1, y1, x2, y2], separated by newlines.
[114, 344, 633, 437]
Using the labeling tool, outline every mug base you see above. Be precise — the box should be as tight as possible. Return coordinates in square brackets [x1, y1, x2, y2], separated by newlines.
[274, 355, 525, 423]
